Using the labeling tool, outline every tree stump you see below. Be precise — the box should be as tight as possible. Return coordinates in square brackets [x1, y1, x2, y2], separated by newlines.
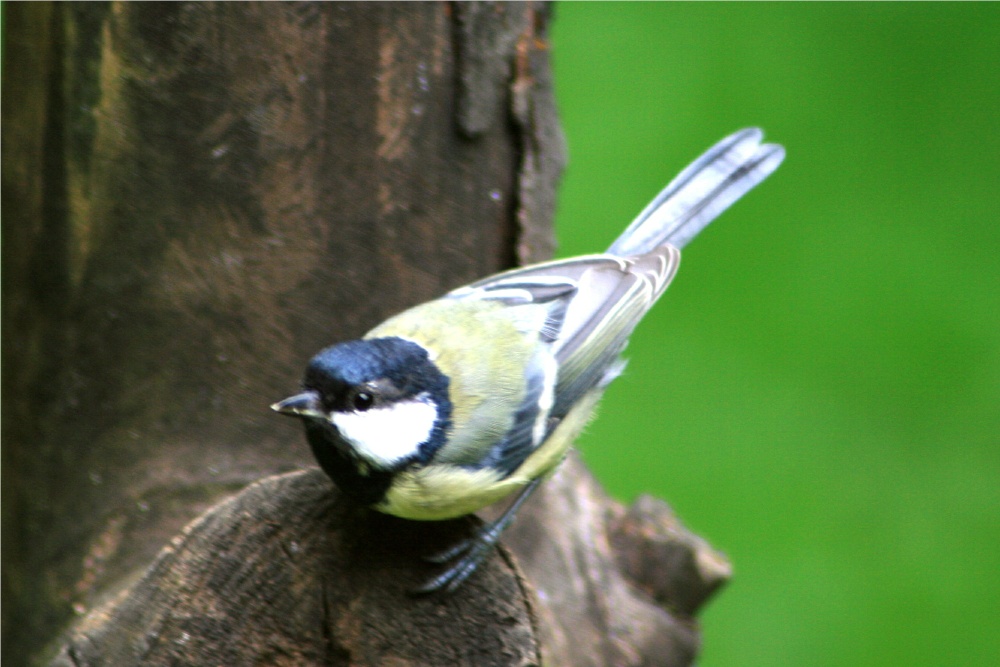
[52, 455, 729, 666]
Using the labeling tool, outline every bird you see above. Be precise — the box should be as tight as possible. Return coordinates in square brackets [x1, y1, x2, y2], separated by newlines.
[272, 128, 785, 593]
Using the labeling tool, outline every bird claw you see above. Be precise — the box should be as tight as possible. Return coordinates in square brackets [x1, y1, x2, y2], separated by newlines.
[422, 537, 474, 565]
[410, 529, 499, 595]
[409, 479, 542, 596]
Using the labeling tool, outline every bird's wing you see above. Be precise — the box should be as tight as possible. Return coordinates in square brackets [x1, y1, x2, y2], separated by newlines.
[448, 244, 680, 424]
[547, 246, 679, 417]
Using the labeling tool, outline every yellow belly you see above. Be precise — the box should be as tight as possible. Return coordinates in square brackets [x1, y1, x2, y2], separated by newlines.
[375, 387, 603, 520]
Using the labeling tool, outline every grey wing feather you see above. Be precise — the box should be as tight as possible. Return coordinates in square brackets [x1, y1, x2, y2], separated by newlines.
[447, 275, 577, 343]
[607, 127, 785, 255]
[549, 246, 679, 417]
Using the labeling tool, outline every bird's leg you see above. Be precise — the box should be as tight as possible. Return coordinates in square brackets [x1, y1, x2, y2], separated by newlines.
[411, 478, 543, 595]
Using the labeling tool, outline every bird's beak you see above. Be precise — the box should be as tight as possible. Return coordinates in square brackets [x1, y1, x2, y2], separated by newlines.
[271, 391, 325, 419]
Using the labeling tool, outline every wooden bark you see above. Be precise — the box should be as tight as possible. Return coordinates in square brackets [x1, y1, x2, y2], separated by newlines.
[2, 3, 730, 665]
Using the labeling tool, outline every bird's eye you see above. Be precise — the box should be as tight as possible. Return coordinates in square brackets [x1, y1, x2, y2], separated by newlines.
[352, 391, 375, 412]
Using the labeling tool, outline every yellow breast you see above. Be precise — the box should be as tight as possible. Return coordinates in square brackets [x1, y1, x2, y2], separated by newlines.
[376, 386, 604, 520]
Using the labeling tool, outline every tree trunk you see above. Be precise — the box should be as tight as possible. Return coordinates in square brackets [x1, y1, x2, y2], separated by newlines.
[2, 3, 729, 665]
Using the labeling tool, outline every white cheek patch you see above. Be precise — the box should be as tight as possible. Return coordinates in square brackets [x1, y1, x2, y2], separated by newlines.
[332, 396, 438, 468]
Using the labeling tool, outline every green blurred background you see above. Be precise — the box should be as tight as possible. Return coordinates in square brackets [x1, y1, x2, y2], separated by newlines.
[550, 3, 999, 666]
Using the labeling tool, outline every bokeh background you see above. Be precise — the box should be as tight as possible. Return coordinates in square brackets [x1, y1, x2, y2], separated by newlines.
[550, 4, 999, 666]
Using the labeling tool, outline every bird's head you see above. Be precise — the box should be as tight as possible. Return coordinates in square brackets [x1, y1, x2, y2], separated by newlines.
[273, 337, 451, 500]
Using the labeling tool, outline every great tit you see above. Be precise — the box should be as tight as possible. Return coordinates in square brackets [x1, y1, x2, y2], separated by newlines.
[273, 128, 784, 593]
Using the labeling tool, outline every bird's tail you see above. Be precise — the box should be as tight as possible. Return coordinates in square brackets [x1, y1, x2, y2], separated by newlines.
[607, 128, 785, 256]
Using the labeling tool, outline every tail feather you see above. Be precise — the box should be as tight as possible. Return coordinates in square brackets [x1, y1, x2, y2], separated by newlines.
[607, 128, 785, 256]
